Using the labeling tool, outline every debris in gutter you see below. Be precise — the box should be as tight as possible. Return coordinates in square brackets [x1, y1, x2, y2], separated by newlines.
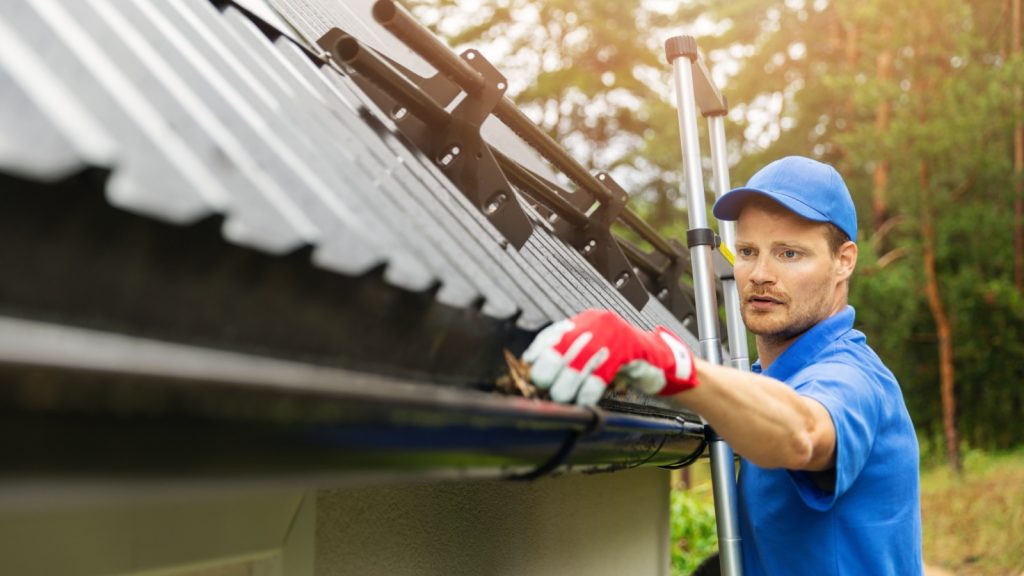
[495, 348, 543, 399]
[494, 349, 628, 402]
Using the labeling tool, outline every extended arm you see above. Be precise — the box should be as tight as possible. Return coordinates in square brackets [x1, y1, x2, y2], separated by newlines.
[521, 310, 836, 472]
[673, 360, 836, 471]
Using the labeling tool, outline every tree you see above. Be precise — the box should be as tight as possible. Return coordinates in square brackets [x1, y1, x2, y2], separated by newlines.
[1014, 0, 1023, 290]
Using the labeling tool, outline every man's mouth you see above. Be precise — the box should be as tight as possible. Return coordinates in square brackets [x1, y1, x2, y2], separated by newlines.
[747, 294, 784, 309]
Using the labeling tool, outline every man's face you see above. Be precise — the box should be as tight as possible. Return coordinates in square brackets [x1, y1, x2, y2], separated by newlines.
[733, 199, 851, 345]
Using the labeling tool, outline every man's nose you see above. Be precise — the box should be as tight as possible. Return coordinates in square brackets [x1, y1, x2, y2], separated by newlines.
[748, 256, 775, 285]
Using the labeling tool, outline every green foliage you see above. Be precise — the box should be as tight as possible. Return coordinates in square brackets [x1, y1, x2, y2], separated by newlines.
[670, 487, 718, 576]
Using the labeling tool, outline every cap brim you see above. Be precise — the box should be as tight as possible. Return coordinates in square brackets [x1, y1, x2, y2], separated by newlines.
[712, 187, 830, 224]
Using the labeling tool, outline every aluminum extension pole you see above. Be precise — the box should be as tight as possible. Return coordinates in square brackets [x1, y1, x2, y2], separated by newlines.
[667, 36, 743, 576]
[707, 114, 751, 374]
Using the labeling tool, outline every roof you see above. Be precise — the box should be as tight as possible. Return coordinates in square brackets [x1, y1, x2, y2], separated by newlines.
[0, 0, 707, 483]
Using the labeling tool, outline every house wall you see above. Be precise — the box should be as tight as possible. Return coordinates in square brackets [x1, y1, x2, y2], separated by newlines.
[0, 468, 670, 576]
[316, 467, 671, 576]
[0, 489, 315, 576]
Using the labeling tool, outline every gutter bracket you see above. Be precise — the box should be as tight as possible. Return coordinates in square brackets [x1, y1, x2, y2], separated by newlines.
[507, 406, 606, 481]
[659, 418, 709, 469]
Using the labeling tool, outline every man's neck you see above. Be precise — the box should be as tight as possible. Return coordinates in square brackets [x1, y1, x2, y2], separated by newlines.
[755, 336, 796, 371]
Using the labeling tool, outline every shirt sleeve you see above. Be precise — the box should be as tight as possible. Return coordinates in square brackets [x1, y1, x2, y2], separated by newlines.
[786, 361, 882, 511]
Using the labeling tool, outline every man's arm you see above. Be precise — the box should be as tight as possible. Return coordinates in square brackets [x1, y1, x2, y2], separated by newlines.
[521, 310, 836, 472]
[674, 359, 836, 471]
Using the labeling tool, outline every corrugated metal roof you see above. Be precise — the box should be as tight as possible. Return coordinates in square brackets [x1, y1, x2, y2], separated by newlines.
[0, 0, 699, 382]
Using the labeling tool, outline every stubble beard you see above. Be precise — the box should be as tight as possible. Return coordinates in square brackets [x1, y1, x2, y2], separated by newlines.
[744, 308, 819, 346]
[741, 289, 832, 347]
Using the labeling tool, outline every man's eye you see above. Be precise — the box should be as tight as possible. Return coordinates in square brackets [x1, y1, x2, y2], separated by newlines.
[782, 250, 798, 259]
[738, 248, 754, 257]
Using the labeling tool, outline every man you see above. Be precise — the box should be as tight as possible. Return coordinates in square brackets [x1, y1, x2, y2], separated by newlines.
[522, 156, 923, 575]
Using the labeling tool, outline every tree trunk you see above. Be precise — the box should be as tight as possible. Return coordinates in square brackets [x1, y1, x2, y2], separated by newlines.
[1005, 0, 1012, 61]
[919, 161, 962, 473]
[873, 26, 892, 238]
[824, 11, 856, 161]
[845, 22, 858, 71]
[1014, 0, 1023, 290]
[843, 20, 858, 123]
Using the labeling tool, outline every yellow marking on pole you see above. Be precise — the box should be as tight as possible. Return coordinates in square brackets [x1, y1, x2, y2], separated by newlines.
[719, 243, 735, 266]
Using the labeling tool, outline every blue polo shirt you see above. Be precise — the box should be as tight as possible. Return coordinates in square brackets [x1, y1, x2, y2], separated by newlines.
[738, 306, 922, 575]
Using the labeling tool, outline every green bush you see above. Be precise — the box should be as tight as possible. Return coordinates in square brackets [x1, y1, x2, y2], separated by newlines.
[670, 486, 718, 575]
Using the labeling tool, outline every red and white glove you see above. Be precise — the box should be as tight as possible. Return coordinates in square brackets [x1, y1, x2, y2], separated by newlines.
[522, 309, 699, 406]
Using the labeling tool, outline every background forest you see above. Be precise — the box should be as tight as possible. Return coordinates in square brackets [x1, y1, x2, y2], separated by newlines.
[410, 0, 1024, 472]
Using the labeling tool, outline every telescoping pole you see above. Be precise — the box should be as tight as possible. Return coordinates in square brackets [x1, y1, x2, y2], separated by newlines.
[707, 113, 750, 374]
[665, 35, 744, 576]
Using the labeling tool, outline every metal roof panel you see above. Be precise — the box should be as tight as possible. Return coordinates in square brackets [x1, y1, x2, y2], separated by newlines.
[1, 0, 697, 378]
[16, 0, 229, 222]
[0, 14, 117, 180]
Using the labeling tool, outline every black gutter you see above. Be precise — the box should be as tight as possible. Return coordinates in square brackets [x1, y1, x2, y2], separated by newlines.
[0, 316, 705, 486]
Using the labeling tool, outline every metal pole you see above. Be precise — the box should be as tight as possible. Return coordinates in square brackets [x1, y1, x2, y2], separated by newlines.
[706, 112, 747, 576]
[667, 36, 743, 576]
[707, 114, 750, 373]
[373, 0, 486, 94]
[671, 55, 721, 365]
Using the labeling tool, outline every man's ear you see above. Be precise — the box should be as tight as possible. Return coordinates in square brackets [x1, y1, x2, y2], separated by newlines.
[836, 241, 858, 281]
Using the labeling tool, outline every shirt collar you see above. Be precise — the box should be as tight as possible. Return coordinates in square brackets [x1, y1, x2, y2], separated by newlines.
[750, 305, 856, 381]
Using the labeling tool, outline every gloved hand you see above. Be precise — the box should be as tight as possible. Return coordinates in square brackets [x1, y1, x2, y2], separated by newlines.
[521, 309, 699, 405]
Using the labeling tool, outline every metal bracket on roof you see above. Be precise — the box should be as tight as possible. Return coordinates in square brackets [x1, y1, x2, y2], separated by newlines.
[317, 28, 534, 250]
[625, 238, 698, 329]
[551, 172, 648, 309]
[419, 49, 534, 246]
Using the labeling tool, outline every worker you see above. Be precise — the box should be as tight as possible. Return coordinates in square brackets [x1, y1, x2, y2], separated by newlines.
[522, 156, 923, 575]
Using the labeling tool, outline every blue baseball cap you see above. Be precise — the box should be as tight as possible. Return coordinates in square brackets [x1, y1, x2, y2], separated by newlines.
[712, 156, 857, 243]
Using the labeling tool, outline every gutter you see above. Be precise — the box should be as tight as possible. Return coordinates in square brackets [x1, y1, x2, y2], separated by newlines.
[0, 316, 705, 487]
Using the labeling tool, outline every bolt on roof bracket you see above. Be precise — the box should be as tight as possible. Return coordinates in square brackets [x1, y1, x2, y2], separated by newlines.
[551, 172, 648, 310]
[629, 238, 699, 329]
[317, 28, 534, 250]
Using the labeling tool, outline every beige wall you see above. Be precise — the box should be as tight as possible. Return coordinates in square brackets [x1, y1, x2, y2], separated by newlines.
[0, 489, 315, 576]
[317, 468, 671, 576]
[0, 468, 670, 576]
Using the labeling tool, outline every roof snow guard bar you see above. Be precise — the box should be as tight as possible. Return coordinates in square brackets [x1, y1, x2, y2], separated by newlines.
[315, 0, 698, 315]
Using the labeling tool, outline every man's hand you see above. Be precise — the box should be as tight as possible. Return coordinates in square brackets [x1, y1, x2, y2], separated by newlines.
[521, 309, 699, 405]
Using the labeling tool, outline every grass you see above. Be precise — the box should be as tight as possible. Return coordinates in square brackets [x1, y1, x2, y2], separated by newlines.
[670, 448, 1024, 576]
[921, 448, 1024, 575]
